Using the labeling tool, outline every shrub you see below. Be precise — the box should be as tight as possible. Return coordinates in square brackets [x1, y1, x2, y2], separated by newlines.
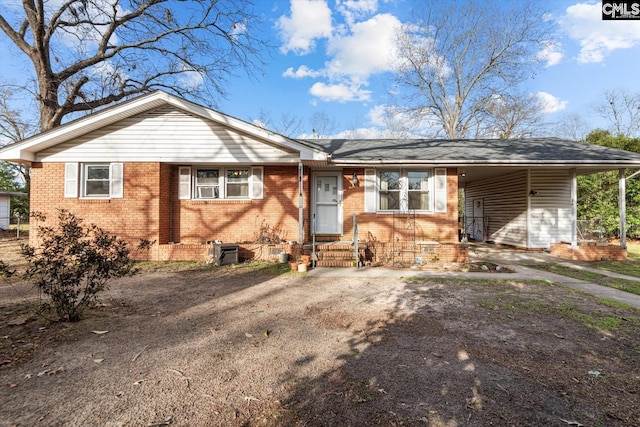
[22, 210, 136, 322]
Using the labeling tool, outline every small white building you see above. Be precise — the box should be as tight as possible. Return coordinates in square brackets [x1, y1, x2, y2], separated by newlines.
[0, 191, 27, 230]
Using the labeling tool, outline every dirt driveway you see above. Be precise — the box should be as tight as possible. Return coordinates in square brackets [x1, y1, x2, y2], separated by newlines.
[1, 249, 640, 426]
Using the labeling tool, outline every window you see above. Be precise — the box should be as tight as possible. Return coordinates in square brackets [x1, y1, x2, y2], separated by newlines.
[195, 169, 219, 199]
[379, 171, 400, 210]
[64, 163, 123, 199]
[408, 171, 430, 211]
[85, 164, 110, 196]
[226, 169, 249, 198]
[179, 167, 263, 200]
[374, 169, 439, 213]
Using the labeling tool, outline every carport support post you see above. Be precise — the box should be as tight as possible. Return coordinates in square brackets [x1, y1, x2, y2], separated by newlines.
[298, 162, 304, 245]
[619, 168, 627, 250]
[570, 168, 578, 247]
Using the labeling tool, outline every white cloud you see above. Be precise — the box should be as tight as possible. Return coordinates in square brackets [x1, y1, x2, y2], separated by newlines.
[309, 82, 371, 102]
[277, 0, 333, 55]
[560, 2, 640, 63]
[325, 13, 401, 79]
[282, 65, 326, 78]
[278, 3, 403, 104]
[336, 0, 379, 25]
[536, 91, 568, 113]
[537, 40, 564, 67]
[178, 68, 205, 90]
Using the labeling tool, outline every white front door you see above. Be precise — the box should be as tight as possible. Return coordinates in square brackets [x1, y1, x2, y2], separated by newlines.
[473, 199, 484, 241]
[314, 172, 342, 234]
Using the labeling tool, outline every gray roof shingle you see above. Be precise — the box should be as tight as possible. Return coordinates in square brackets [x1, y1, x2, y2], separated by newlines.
[297, 138, 640, 165]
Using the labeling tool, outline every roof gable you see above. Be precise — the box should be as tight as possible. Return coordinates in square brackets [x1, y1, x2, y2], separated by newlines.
[1, 91, 327, 163]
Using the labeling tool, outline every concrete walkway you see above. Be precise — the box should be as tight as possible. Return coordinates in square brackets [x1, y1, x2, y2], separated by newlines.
[307, 244, 640, 309]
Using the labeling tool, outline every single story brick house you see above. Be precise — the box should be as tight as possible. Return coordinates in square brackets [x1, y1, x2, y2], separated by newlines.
[2, 91, 640, 264]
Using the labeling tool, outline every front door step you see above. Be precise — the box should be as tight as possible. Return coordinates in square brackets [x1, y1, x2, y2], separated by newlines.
[314, 243, 363, 268]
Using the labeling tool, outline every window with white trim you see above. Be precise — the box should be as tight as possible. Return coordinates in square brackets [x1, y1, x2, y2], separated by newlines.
[226, 169, 249, 198]
[367, 168, 446, 213]
[179, 166, 263, 200]
[195, 169, 220, 199]
[379, 171, 400, 210]
[407, 171, 430, 211]
[64, 162, 124, 199]
[84, 164, 110, 197]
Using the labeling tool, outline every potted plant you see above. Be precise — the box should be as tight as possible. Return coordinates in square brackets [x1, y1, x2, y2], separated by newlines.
[300, 253, 311, 266]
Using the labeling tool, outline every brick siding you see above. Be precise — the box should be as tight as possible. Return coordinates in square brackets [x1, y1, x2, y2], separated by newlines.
[550, 243, 627, 261]
[30, 163, 461, 262]
[342, 168, 459, 243]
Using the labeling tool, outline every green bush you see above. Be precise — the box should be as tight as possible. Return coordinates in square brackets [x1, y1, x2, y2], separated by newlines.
[22, 210, 136, 322]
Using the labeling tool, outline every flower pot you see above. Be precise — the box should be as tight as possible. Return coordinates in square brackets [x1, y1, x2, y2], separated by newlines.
[300, 254, 311, 265]
[288, 261, 298, 270]
[297, 263, 308, 272]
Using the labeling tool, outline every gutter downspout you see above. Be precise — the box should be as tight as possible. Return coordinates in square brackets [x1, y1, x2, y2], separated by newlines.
[298, 162, 304, 245]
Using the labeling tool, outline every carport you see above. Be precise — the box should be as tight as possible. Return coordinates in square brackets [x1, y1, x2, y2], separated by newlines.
[455, 138, 640, 253]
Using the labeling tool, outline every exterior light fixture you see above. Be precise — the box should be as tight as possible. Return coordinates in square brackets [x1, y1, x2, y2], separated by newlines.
[352, 172, 359, 186]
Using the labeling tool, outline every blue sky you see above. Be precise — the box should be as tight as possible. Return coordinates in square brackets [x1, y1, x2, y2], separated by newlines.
[1, 0, 640, 139]
[218, 0, 640, 138]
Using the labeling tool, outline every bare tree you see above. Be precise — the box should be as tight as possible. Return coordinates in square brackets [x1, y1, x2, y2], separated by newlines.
[592, 88, 640, 137]
[393, 0, 553, 138]
[251, 109, 303, 138]
[0, 0, 267, 131]
[0, 88, 34, 188]
[479, 92, 547, 138]
[552, 113, 590, 141]
[308, 111, 337, 138]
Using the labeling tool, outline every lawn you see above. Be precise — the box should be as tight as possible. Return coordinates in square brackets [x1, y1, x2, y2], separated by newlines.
[1, 244, 639, 426]
[590, 240, 640, 278]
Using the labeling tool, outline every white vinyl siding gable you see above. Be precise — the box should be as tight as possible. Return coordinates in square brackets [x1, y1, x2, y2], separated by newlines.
[36, 107, 300, 163]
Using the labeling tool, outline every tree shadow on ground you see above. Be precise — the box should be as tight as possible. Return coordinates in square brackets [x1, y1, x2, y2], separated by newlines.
[275, 279, 640, 426]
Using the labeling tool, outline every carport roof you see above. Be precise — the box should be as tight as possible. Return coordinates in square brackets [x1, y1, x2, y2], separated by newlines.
[298, 137, 640, 167]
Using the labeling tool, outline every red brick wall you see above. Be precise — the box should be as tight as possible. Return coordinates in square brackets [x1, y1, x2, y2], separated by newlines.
[30, 163, 311, 254]
[342, 168, 459, 243]
[30, 162, 164, 251]
[170, 165, 310, 244]
[550, 243, 627, 261]
[30, 162, 460, 261]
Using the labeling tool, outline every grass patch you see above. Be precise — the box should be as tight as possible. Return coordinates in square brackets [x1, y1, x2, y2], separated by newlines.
[530, 264, 640, 296]
[590, 240, 640, 278]
[596, 298, 640, 314]
[479, 294, 627, 331]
